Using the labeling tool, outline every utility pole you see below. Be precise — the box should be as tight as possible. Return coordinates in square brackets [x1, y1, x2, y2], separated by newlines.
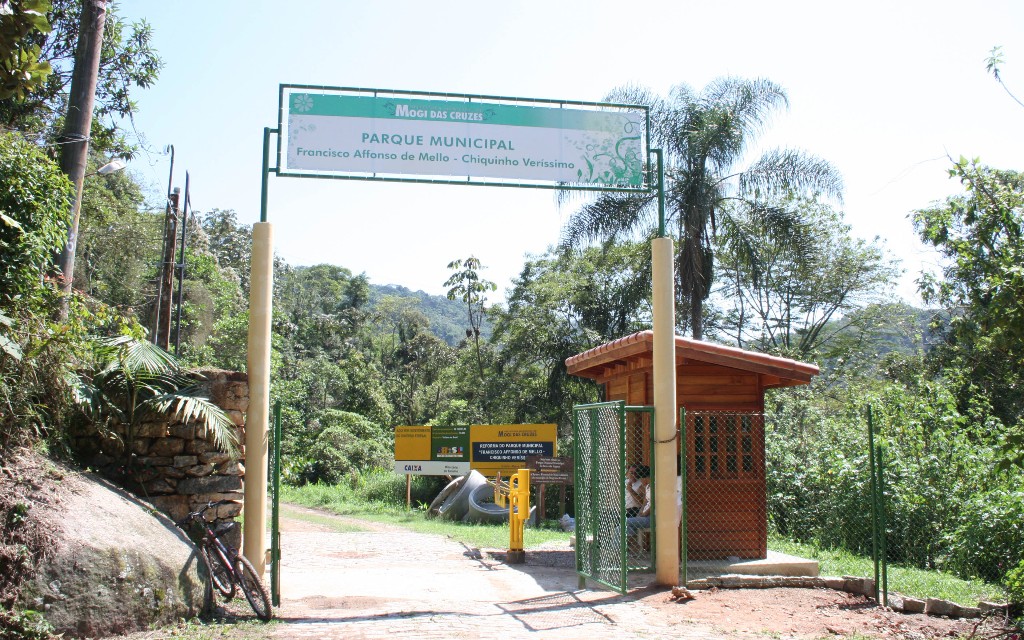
[151, 146, 174, 344]
[173, 173, 191, 356]
[55, 0, 107, 305]
[156, 188, 180, 350]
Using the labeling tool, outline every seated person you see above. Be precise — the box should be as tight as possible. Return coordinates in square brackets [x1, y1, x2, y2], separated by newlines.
[625, 464, 647, 517]
[625, 465, 651, 536]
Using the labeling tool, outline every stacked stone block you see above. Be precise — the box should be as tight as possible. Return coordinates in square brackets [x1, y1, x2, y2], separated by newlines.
[69, 369, 249, 550]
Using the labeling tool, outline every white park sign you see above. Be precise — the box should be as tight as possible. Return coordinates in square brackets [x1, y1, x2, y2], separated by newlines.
[279, 86, 648, 189]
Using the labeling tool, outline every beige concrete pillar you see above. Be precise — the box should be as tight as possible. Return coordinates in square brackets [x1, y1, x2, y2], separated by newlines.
[652, 236, 679, 585]
[244, 222, 273, 576]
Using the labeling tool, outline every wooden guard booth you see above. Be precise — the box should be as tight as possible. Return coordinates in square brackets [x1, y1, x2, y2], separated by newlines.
[566, 330, 818, 560]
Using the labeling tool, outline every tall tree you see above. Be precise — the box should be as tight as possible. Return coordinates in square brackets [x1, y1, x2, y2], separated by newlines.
[201, 209, 252, 294]
[913, 158, 1024, 468]
[73, 149, 158, 310]
[444, 255, 495, 384]
[562, 77, 843, 339]
[0, 0, 161, 154]
[715, 197, 898, 358]
[488, 243, 648, 426]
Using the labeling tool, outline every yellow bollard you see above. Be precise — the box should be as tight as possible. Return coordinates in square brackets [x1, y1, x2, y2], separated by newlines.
[507, 469, 530, 564]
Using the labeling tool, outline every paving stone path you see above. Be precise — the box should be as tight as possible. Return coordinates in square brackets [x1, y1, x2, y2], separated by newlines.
[272, 504, 723, 639]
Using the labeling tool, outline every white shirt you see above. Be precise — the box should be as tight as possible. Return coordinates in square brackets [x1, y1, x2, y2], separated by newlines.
[676, 475, 683, 523]
[625, 477, 645, 509]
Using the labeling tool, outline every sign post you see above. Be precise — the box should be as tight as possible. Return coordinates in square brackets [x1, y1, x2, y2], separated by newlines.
[525, 456, 574, 525]
[251, 86, 657, 584]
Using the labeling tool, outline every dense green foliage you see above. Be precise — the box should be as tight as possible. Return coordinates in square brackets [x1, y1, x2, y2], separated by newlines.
[370, 283, 490, 346]
[0, 131, 71, 310]
[767, 373, 1020, 594]
[914, 159, 1024, 470]
[0, 0, 53, 101]
[0, 131, 77, 447]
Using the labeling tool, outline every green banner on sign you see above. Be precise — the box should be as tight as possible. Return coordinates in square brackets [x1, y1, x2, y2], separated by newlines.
[431, 425, 469, 462]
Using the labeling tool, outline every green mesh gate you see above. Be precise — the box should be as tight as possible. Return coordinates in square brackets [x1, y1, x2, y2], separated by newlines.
[573, 402, 654, 594]
[269, 401, 281, 606]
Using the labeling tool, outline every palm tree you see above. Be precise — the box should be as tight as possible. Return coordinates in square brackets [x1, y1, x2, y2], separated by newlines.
[562, 77, 844, 339]
[72, 335, 239, 467]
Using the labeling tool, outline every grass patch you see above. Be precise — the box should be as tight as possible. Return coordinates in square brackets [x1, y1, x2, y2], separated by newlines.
[281, 483, 572, 551]
[769, 535, 1007, 605]
[125, 612, 276, 639]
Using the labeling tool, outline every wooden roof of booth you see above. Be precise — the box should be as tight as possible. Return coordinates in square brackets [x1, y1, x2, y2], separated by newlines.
[565, 330, 819, 389]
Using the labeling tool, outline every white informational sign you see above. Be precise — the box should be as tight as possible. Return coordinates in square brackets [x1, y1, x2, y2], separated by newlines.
[279, 86, 647, 189]
[393, 460, 470, 476]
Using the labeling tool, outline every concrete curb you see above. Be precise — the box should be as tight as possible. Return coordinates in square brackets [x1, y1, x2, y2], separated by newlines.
[684, 574, 1010, 620]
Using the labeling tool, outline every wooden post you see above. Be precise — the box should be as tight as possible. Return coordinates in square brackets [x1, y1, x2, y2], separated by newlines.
[537, 484, 546, 525]
[55, 0, 107, 302]
[156, 189, 179, 349]
[406, 473, 412, 510]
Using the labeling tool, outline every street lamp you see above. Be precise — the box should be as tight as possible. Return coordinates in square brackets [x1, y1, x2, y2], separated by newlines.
[85, 158, 127, 177]
[95, 158, 126, 175]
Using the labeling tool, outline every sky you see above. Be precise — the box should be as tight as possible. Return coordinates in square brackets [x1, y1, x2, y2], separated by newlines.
[113, 0, 1024, 305]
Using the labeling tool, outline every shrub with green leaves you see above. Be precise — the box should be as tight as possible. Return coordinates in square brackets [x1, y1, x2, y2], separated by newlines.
[0, 131, 72, 311]
[0, 131, 75, 448]
[768, 374, 1023, 595]
[1005, 559, 1024, 607]
[946, 489, 1024, 583]
[301, 410, 391, 485]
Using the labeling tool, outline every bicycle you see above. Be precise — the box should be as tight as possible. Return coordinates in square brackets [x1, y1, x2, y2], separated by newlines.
[175, 500, 273, 621]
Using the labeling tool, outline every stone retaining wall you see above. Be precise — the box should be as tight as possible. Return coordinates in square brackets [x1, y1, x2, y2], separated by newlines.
[68, 369, 248, 549]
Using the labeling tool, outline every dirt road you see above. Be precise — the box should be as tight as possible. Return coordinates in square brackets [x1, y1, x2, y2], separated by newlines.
[269, 504, 982, 640]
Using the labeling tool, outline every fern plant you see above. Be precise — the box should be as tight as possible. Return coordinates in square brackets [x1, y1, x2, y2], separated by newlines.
[71, 335, 239, 467]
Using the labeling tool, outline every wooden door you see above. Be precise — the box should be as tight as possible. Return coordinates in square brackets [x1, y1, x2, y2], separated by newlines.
[684, 411, 767, 559]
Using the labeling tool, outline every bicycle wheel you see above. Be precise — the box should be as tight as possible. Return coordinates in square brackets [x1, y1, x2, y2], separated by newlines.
[235, 554, 273, 621]
[202, 544, 236, 600]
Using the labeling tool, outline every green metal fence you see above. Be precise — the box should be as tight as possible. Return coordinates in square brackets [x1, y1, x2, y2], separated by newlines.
[573, 402, 655, 594]
[269, 401, 281, 606]
[573, 401, 625, 593]
[764, 404, 1016, 609]
[680, 410, 767, 576]
[572, 400, 1017, 611]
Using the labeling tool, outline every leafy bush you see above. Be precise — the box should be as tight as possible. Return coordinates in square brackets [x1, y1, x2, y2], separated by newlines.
[301, 411, 391, 485]
[0, 131, 72, 310]
[0, 609, 55, 640]
[767, 399, 875, 553]
[768, 375, 1022, 592]
[1005, 559, 1024, 606]
[0, 132, 77, 449]
[946, 489, 1024, 583]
